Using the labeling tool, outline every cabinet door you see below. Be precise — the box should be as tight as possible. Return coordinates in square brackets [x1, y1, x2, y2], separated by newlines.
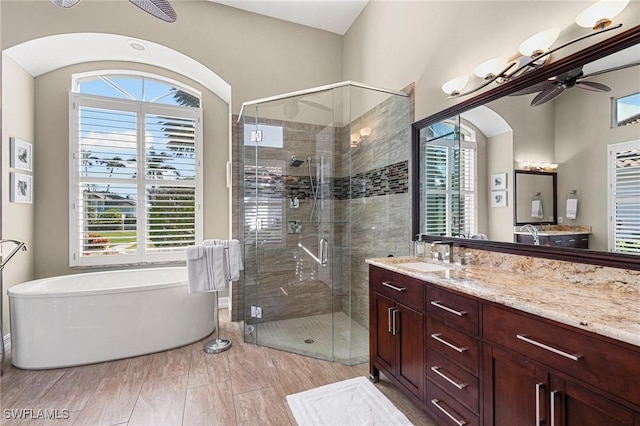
[372, 292, 395, 373]
[396, 303, 424, 397]
[483, 345, 548, 426]
[550, 377, 635, 426]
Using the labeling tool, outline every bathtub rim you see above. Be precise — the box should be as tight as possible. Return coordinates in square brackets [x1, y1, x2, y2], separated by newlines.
[8, 266, 191, 299]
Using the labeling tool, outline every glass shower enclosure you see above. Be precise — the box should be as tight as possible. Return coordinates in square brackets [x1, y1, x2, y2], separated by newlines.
[238, 82, 411, 365]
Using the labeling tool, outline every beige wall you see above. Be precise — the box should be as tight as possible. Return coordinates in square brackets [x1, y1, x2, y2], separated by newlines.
[486, 132, 514, 242]
[1, 55, 35, 334]
[1, 1, 343, 113]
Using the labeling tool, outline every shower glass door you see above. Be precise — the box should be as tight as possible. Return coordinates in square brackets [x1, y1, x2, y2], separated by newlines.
[240, 87, 342, 362]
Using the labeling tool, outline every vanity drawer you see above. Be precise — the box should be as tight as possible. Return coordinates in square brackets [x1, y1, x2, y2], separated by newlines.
[483, 304, 640, 406]
[426, 286, 479, 335]
[427, 318, 480, 376]
[370, 266, 424, 312]
[426, 349, 479, 414]
[426, 380, 480, 426]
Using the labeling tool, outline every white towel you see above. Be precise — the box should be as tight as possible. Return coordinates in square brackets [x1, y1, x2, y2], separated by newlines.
[186, 246, 209, 293]
[566, 198, 578, 220]
[186, 245, 227, 292]
[531, 200, 544, 219]
[202, 239, 243, 281]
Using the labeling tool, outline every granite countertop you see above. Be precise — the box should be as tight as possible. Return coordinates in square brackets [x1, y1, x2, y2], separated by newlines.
[366, 256, 640, 348]
[513, 230, 592, 235]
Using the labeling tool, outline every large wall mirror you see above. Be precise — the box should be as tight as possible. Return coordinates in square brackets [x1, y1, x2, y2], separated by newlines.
[412, 24, 640, 270]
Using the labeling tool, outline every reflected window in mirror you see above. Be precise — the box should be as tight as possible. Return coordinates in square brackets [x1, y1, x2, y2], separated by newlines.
[612, 92, 640, 127]
[420, 116, 477, 238]
[608, 140, 640, 254]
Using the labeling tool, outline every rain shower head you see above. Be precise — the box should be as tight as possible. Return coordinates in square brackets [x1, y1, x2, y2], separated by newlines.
[289, 157, 306, 167]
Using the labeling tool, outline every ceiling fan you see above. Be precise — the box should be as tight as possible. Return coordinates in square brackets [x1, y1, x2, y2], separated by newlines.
[511, 61, 640, 107]
[51, 0, 177, 23]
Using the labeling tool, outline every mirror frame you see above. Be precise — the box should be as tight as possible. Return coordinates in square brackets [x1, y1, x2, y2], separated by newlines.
[411, 24, 640, 271]
[513, 170, 558, 226]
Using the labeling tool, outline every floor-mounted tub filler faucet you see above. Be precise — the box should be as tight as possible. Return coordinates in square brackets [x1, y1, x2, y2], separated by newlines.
[519, 224, 540, 245]
[431, 241, 454, 264]
[0, 239, 29, 375]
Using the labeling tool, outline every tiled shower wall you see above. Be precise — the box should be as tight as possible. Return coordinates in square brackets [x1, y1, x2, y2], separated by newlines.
[231, 84, 414, 331]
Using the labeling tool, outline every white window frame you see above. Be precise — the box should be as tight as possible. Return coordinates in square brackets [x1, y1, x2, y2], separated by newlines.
[607, 139, 640, 254]
[69, 91, 203, 267]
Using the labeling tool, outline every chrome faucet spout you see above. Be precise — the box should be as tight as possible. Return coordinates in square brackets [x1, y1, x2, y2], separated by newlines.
[0, 239, 28, 269]
[519, 225, 540, 245]
[430, 240, 455, 264]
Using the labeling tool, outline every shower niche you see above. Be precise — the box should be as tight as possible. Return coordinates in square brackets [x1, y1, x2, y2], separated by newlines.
[238, 82, 411, 365]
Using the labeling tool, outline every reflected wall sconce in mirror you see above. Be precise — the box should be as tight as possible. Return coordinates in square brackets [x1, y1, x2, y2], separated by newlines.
[350, 126, 372, 148]
[520, 162, 559, 172]
[440, 0, 629, 98]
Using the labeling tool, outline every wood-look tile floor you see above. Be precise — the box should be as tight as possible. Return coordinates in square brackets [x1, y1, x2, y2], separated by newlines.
[0, 310, 438, 425]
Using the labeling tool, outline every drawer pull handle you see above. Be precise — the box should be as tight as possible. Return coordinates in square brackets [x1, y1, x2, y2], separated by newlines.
[382, 281, 406, 292]
[431, 366, 468, 390]
[431, 333, 467, 353]
[431, 301, 467, 316]
[536, 383, 545, 426]
[516, 334, 581, 361]
[430, 399, 467, 426]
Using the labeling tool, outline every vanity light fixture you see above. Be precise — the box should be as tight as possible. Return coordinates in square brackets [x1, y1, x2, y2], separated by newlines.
[442, 0, 629, 99]
[575, 0, 630, 30]
[518, 28, 560, 58]
[474, 57, 509, 80]
[441, 76, 469, 96]
[521, 162, 559, 172]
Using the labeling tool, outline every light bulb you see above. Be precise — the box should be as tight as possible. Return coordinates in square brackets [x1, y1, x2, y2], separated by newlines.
[519, 28, 560, 57]
[441, 76, 469, 96]
[575, 0, 630, 29]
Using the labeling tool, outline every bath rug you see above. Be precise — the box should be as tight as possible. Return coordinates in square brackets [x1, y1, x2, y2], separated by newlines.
[286, 376, 412, 425]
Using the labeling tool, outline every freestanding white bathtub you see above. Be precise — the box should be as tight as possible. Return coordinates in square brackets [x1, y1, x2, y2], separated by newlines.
[8, 267, 216, 369]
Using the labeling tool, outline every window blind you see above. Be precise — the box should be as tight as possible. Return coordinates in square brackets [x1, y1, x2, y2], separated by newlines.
[243, 162, 284, 244]
[609, 142, 640, 254]
[71, 93, 201, 266]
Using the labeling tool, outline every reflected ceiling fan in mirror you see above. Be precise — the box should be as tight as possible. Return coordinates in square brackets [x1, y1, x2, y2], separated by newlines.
[51, 0, 177, 23]
[511, 60, 640, 106]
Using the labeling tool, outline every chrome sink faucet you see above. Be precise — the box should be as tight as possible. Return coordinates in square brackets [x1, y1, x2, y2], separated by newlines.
[519, 224, 540, 245]
[431, 241, 454, 263]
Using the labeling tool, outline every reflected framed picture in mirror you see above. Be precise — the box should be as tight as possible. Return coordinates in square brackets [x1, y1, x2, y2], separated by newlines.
[491, 173, 507, 190]
[491, 190, 507, 208]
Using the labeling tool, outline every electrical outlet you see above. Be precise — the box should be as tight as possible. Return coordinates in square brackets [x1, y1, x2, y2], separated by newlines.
[256, 307, 262, 318]
[250, 306, 257, 317]
[558, 216, 563, 223]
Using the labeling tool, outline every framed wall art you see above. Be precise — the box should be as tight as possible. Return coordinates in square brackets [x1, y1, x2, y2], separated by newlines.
[10, 137, 33, 172]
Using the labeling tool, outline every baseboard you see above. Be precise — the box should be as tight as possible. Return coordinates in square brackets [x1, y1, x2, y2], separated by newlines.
[218, 296, 229, 309]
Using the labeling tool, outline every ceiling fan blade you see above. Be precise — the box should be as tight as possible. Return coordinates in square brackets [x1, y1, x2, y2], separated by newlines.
[575, 81, 611, 92]
[531, 87, 565, 107]
[509, 80, 554, 96]
[299, 99, 332, 111]
[51, 0, 80, 7]
[582, 61, 640, 79]
[129, 0, 177, 22]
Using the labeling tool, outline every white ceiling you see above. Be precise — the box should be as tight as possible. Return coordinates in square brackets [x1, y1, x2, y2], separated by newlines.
[207, 0, 369, 35]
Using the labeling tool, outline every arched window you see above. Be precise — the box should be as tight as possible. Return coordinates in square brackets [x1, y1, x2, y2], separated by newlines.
[69, 72, 202, 266]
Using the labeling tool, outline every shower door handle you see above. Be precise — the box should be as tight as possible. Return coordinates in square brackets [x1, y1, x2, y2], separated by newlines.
[319, 238, 329, 266]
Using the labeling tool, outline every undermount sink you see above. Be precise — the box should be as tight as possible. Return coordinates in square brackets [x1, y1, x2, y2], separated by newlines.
[399, 262, 451, 273]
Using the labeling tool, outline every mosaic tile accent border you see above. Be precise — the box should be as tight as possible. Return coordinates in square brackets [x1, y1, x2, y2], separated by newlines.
[245, 160, 409, 201]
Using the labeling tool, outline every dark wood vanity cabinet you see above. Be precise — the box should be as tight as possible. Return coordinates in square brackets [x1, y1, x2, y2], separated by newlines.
[369, 267, 424, 399]
[515, 233, 589, 249]
[368, 265, 640, 426]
